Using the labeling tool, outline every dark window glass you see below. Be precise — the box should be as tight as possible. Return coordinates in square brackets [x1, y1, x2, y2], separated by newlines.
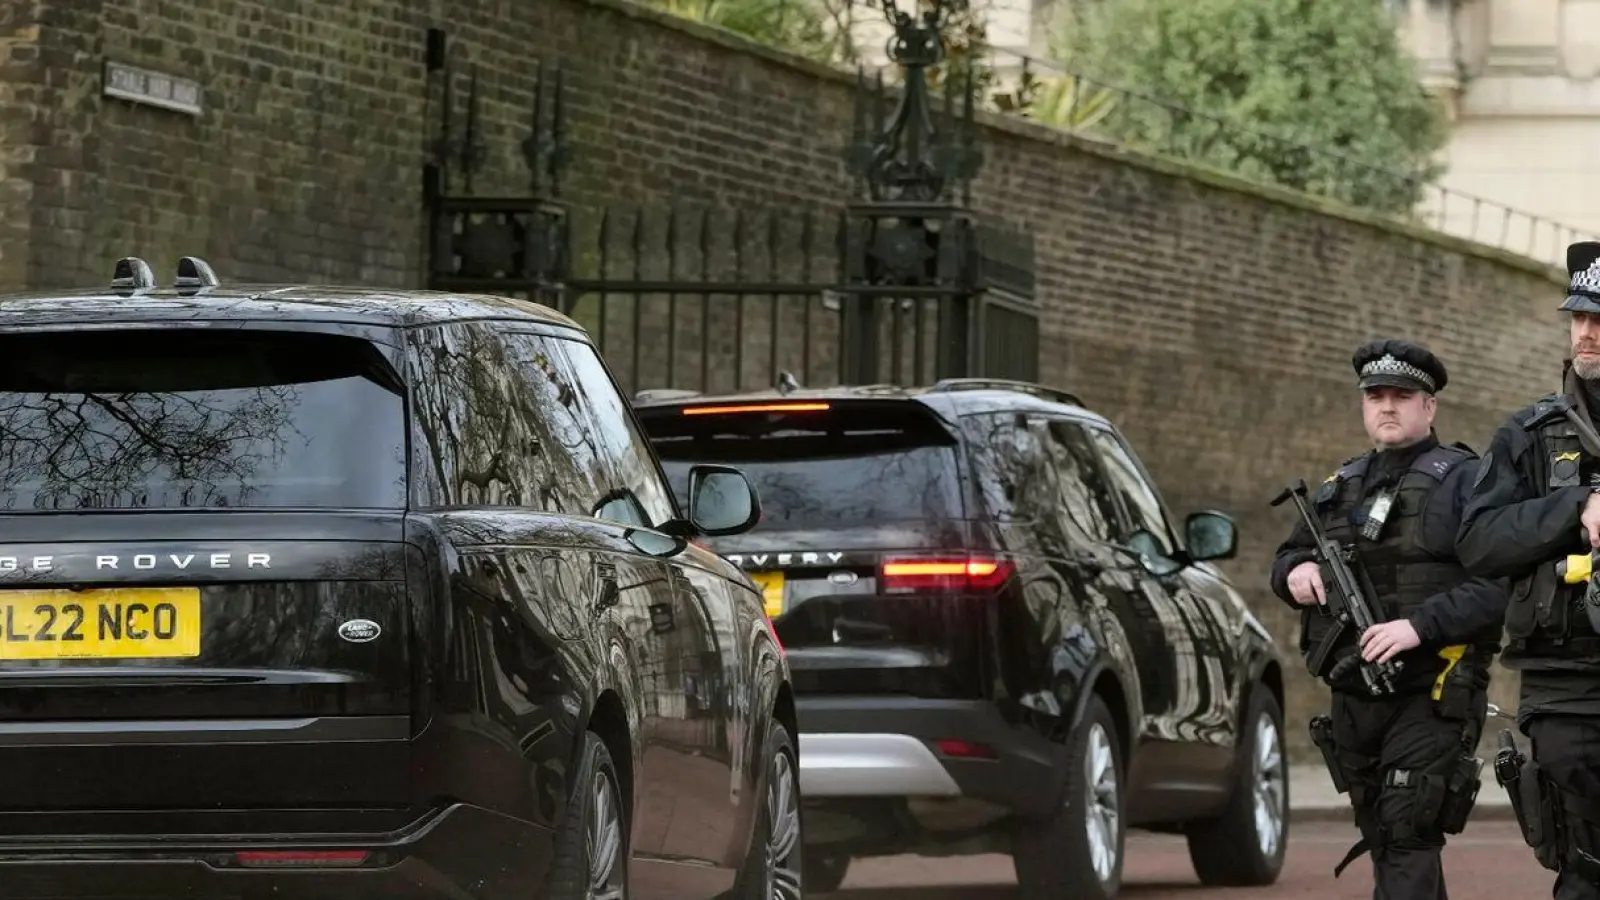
[1042, 418, 1121, 543]
[407, 323, 604, 515]
[640, 402, 963, 530]
[551, 340, 678, 529]
[958, 412, 1052, 525]
[1086, 426, 1175, 555]
[0, 328, 407, 511]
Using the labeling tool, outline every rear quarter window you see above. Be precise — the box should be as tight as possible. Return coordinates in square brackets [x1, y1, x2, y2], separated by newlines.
[636, 401, 966, 531]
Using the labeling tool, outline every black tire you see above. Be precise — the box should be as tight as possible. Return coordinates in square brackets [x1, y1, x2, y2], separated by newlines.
[1185, 685, 1289, 886]
[1013, 693, 1126, 900]
[544, 730, 629, 900]
[732, 718, 804, 900]
[803, 852, 851, 893]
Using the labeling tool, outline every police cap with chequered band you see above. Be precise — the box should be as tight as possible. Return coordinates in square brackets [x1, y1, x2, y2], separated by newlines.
[1352, 338, 1448, 395]
[1561, 241, 1600, 315]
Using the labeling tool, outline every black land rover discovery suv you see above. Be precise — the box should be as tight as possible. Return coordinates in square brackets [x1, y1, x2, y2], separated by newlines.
[633, 378, 1288, 899]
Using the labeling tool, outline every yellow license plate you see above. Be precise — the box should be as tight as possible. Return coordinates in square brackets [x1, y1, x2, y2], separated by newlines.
[748, 571, 786, 618]
[0, 588, 202, 660]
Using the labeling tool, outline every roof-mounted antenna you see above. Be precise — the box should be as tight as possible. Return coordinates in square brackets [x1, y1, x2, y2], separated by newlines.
[174, 256, 220, 292]
[775, 370, 801, 395]
[111, 257, 156, 294]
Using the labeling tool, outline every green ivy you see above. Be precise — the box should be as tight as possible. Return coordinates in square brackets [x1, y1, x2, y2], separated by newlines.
[642, 0, 858, 66]
[1054, 0, 1451, 214]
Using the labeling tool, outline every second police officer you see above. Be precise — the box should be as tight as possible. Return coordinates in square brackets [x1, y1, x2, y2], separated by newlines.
[1272, 338, 1509, 899]
[1456, 242, 1600, 899]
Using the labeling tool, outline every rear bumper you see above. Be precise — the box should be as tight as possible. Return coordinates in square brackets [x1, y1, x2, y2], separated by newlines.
[0, 802, 555, 900]
[796, 696, 1066, 818]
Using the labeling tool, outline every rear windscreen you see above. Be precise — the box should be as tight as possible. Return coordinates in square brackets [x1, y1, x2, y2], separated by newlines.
[639, 402, 963, 530]
[0, 328, 407, 512]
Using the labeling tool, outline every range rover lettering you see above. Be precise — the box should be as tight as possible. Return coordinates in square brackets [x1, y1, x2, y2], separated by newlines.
[0, 256, 802, 900]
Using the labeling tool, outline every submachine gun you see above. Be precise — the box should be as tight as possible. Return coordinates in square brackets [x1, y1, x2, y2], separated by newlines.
[1271, 478, 1402, 697]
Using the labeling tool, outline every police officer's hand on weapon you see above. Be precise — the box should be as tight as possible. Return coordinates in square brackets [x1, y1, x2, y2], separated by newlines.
[1455, 242, 1600, 899]
[1286, 561, 1326, 607]
[1270, 338, 1509, 899]
[1361, 620, 1422, 664]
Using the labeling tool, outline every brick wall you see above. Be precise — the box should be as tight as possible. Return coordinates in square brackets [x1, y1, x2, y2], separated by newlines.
[0, 0, 1570, 757]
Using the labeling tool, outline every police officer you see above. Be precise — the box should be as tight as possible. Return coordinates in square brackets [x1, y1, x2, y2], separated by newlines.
[1272, 338, 1509, 899]
[1455, 241, 1600, 899]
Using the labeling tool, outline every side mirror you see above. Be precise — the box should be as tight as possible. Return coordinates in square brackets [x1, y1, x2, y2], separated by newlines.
[687, 464, 761, 537]
[1125, 530, 1183, 577]
[1185, 510, 1238, 562]
[624, 528, 688, 559]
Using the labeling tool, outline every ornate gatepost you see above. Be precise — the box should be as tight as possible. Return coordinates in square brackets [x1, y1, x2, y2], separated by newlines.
[422, 28, 572, 306]
[841, 0, 1038, 384]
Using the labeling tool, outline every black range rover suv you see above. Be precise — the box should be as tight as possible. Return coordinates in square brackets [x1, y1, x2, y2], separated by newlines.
[634, 378, 1288, 899]
[0, 257, 801, 900]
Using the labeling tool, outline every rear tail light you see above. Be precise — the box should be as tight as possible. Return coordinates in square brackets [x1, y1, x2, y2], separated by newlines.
[934, 739, 998, 760]
[880, 555, 1015, 593]
[763, 607, 785, 657]
[233, 850, 370, 868]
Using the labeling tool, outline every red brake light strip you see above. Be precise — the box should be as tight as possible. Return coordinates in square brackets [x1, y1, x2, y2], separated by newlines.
[681, 402, 831, 416]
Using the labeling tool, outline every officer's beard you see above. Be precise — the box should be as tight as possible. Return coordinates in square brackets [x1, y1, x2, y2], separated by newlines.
[1575, 345, 1600, 381]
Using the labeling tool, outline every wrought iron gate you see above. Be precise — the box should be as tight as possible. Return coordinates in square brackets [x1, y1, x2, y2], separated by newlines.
[420, 10, 1041, 397]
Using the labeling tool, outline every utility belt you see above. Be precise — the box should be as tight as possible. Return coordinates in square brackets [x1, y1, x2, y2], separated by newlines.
[1494, 731, 1600, 884]
[1307, 644, 1488, 877]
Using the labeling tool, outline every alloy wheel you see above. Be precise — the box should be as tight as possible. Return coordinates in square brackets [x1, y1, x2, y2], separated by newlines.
[1082, 722, 1120, 884]
[1251, 712, 1286, 859]
[587, 766, 626, 900]
[762, 750, 803, 900]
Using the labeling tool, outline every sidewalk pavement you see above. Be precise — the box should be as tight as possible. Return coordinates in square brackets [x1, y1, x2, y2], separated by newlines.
[1290, 763, 1513, 822]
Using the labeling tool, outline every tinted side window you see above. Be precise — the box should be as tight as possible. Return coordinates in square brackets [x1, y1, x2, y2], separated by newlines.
[1042, 418, 1120, 543]
[406, 323, 604, 515]
[959, 411, 1074, 531]
[1087, 426, 1174, 555]
[547, 339, 678, 529]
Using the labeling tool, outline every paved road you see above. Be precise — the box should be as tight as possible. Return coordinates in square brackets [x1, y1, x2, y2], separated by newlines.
[820, 819, 1550, 899]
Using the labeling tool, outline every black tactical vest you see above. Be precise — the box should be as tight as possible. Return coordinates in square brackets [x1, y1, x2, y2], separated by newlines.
[1503, 393, 1600, 655]
[1302, 441, 1476, 684]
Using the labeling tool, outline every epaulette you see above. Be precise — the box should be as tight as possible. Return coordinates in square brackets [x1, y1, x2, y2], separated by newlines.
[1514, 392, 1567, 427]
[1327, 451, 1372, 483]
[1410, 443, 1474, 482]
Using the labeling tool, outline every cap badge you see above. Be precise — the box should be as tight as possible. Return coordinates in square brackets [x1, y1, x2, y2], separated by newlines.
[1572, 259, 1600, 295]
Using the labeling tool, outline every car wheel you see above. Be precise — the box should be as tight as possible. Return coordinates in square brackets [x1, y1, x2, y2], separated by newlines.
[1185, 684, 1289, 886]
[733, 718, 804, 900]
[545, 730, 629, 900]
[803, 852, 851, 893]
[1013, 693, 1125, 900]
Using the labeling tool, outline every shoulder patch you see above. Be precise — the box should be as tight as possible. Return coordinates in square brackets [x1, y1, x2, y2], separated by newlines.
[1410, 444, 1471, 482]
[1312, 478, 1339, 506]
[1337, 453, 1372, 482]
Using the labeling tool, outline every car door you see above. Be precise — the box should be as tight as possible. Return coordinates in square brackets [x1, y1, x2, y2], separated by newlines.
[1032, 417, 1177, 735]
[1080, 423, 1234, 750]
[956, 410, 1092, 708]
[545, 336, 744, 897]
